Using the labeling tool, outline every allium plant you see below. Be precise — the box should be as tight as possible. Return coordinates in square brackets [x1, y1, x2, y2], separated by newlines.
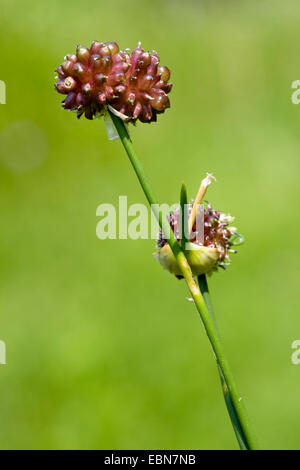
[55, 41, 258, 450]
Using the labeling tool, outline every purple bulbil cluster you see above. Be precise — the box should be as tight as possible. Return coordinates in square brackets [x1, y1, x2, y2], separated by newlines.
[55, 41, 172, 123]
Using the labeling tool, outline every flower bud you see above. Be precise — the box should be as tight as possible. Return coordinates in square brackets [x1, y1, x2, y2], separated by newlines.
[66, 54, 77, 62]
[64, 76, 77, 92]
[73, 62, 88, 78]
[99, 45, 111, 57]
[157, 65, 170, 82]
[107, 71, 125, 86]
[104, 41, 119, 56]
[112, 52, 128, 64]
[76, 45, 90, 64]
[139, 52, 151, 68]
[90, 41, 103, 54]
[151, 94, 170, 111]
[56, 77, 77, 94]
[55, 80, 67, 94]
[61, 61, 73, 75]
[56, 65, 65, 78]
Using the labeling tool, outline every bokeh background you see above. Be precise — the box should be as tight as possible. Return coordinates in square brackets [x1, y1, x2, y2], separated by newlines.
[0, 0, 300, 450]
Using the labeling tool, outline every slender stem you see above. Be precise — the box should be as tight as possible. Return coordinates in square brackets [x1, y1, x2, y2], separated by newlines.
[109, 111, 259, 450]
[198, 275, 249, 450]
[180, 183, 188, 251]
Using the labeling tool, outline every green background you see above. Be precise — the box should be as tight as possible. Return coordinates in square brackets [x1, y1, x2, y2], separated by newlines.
[0, 0, 300, 450]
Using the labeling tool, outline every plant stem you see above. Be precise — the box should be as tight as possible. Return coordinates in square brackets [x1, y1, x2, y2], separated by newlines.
[180, 183, 188, 250]
[198, 274, 249, 450]
[109, 111, 259, 450]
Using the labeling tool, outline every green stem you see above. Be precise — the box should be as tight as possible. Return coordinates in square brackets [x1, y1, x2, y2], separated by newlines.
[109, 111, 259, 450]
[180, 183, 188, 251]
[198, 275, 249, 450]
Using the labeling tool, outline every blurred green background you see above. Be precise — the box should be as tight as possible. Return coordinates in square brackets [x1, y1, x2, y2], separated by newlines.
[0, 0, 300, 450]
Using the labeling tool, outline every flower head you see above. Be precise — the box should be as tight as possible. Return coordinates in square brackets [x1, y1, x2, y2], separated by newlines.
[55, 41, 172, 123]
[112, 42, 172, 123]
[55, 41, 129, 119]
[155, 203, 243, 277]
